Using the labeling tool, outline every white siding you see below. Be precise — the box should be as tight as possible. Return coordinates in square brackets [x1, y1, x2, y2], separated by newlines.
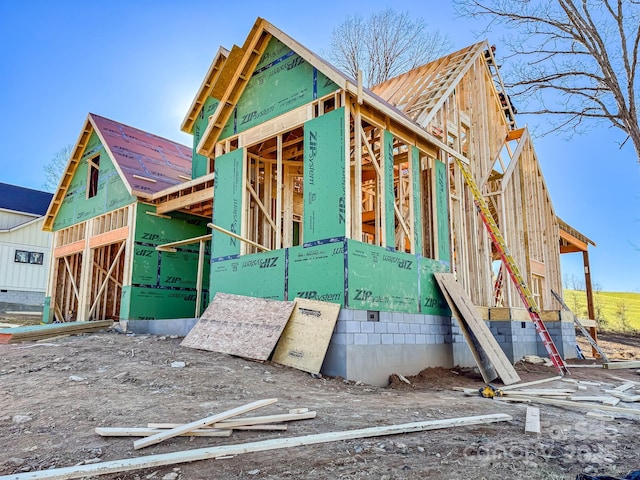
[0, 210, 37, 230]
[0, 218, 51, 292]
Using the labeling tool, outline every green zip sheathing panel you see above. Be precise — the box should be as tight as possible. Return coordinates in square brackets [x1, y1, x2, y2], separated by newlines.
[211, 149, 244, 259]
[205, 238, 448, 314]
[191, 37, 339, 179]
[121, 203, 210, 320]
[209, 250, 286, 300]
[435, 159, 450, 261]
[214, 37, 338, 142]
[303, 107, 346, 243]
[42, 297, 51, 324]
[411, 146, 424, 253]
[418, 257, 451, 316]
[346, 240, 419, 313]
[192, 96, 224, 178]
[53, 131, 135, 231]
[383, 130, 395, 248]
[287, 242, 345, 303]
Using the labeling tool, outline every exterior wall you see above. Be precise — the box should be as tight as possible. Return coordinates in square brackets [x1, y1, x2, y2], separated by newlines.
[52, 130, 135, 231]
[0, 210, 35, 230]
[0, 216, 51, 297]
[121, 203, 210, 320]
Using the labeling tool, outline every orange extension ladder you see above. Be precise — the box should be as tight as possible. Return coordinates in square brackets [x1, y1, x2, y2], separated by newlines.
[455, 157, 570, 376]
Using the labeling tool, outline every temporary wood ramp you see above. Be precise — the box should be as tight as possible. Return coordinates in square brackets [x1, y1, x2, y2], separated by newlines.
[434, 272, 521, 385]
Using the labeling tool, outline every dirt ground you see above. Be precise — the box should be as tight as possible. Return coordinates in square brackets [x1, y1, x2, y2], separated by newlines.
[1, 322, 640, 480]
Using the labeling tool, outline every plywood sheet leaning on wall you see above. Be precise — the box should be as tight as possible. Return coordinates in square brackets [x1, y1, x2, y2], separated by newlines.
[181, 292, 295, 360]
[272, 298, 341, 374]
[434, 273, 521, 385]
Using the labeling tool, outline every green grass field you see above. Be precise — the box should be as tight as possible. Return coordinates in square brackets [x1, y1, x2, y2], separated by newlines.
[563, 289, 640, 332]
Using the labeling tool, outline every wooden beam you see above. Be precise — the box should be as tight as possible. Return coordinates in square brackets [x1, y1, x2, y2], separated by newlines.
[207, 223, 270, 252]
[155, 234, 212, 252]
[603, 361, 640, 370]
[147, 423, 288, 431]
[501, 376, 562, 391]
[133, 398, 277, 450]
[54, 240, 86, 258]
[156, 187, 214, 215]
[499, 395, 640, 415]
[11, 413, 512, 479]
[96, 427, 233, 437]
[88, 227, 129, 249]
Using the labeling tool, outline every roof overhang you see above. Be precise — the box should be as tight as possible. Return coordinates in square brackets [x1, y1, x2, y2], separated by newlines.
[558, 217, 596, 253]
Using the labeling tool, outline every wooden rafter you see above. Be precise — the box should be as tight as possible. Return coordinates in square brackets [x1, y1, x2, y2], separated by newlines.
[181, 47, 230, 134]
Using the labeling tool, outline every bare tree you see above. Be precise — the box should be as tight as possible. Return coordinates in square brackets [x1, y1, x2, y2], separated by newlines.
[42, 144, 73, 192]
[455, 0, 640, 162]
[326, 8, 453, 87]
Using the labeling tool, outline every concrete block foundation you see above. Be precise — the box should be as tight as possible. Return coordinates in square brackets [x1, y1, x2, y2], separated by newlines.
[124, 307, 577, 387]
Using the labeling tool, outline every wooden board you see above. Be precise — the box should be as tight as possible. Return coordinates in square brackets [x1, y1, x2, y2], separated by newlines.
[500, 395, 640, 416]
[436, 275, 497, 383]
[524, 407, 540, 434]
[13, 413, 512, 479]
[272, 299, 341, 374]
[133, 398, 277, 450]
[434, 273, 521, 385]
[96, 427, 233, 437]
[181, 293, 295, 360]
[604, 361, 640, 370]
[501, 376, 562, 391]
[0, 321, 113, 344]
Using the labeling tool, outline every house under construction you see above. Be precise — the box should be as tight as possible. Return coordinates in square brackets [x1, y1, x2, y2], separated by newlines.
[42, 18, 595, 385]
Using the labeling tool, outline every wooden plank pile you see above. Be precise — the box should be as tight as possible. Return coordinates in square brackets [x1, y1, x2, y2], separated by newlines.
[457, 375, 640, 427]
[0, 320, 113, 344]
[96, 399, 317, 447]
[13, 398, 513, 480]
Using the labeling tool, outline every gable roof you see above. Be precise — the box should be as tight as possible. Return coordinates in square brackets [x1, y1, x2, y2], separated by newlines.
[181, 46, 230, 134]
[370, 42, 487, 128]
[0, 182, 53, 216]
[195, 17, 477, 164]
[44, 113, 192, 230]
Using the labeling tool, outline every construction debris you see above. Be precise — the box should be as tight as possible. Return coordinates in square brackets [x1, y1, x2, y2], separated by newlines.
[7, 413, 512, 480]
[0, 320, 112, 344]
[133, 398, 278, 450]
[604, 361, 640, 370]
[524, 407, 541, 434]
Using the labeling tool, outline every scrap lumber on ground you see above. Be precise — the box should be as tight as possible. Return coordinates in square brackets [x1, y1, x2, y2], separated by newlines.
[133, 398, 277, 450]
[603, 361, 640, 370]
[501, 376, 562, 391]
[96, 427, 234, 437]
[0, 321, 113, 344]
[4, 414, 512, 480]
[147, 423, 288, 431]
[525, 407, 541, 434]
[499, 394, 640, 415]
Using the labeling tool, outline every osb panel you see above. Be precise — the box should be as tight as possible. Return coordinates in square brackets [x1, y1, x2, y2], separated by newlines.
[272, 299, 341, 374]
[181, 292, 294, 360]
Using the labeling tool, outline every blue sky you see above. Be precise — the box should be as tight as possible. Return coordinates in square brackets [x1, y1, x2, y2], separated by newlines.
[1, 1, 638, 292]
